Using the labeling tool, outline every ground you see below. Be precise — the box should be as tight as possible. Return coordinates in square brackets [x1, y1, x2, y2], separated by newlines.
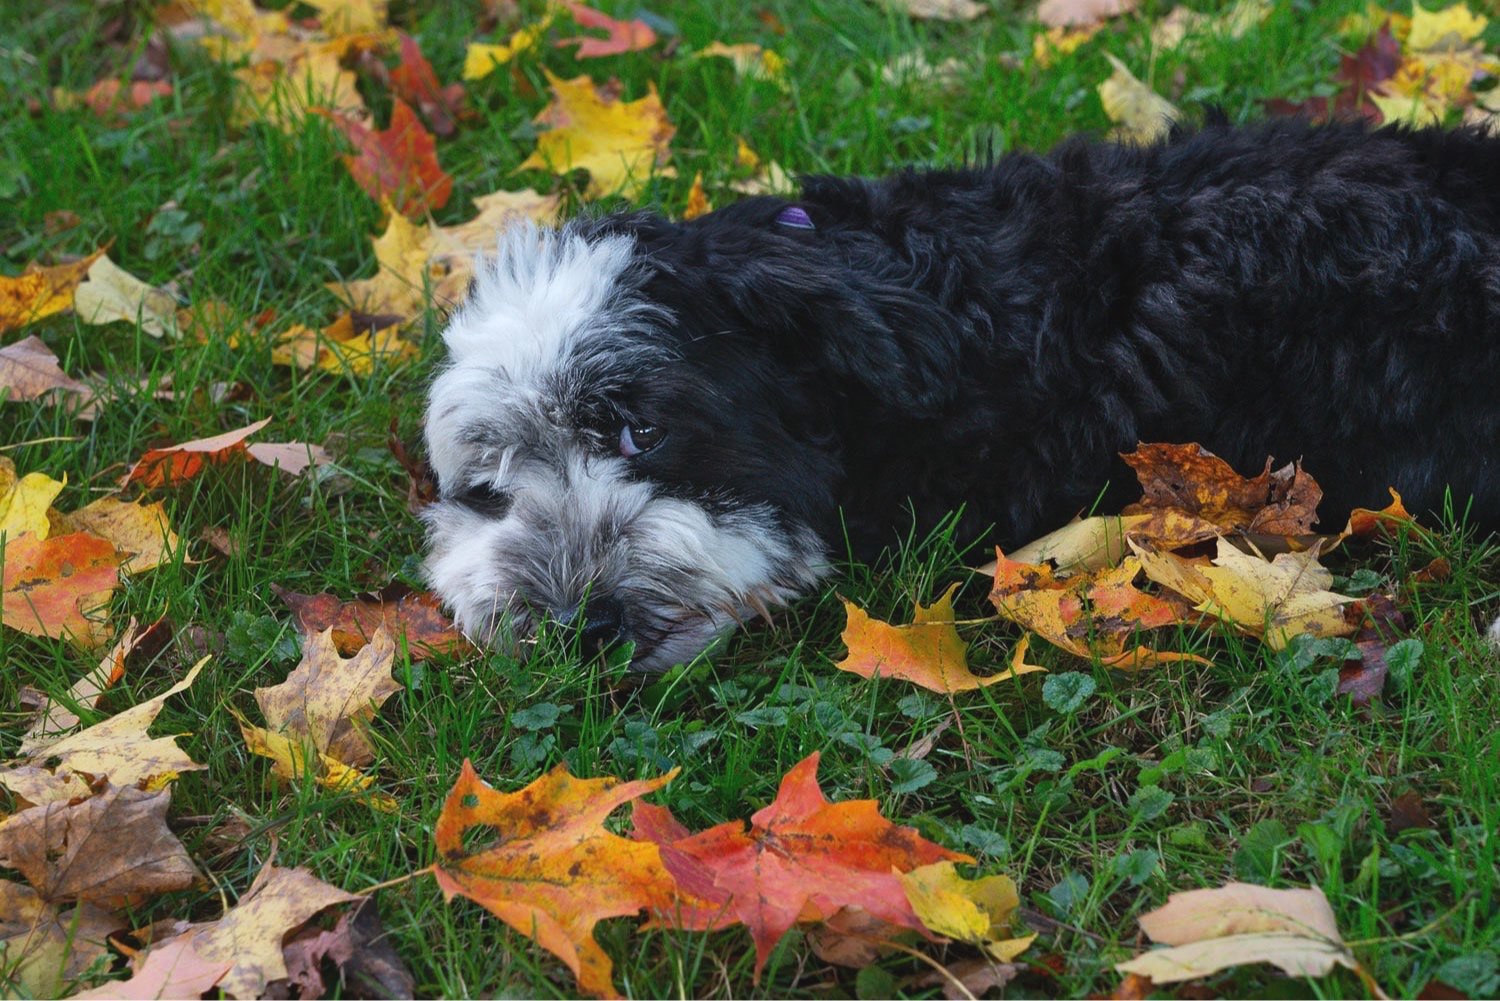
[2, 0, 1499, 997]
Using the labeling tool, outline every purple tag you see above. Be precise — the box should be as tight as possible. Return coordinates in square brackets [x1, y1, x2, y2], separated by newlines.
[775, 206, 815, 230]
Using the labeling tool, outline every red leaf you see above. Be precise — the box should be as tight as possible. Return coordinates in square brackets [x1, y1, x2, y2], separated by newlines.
[555, 2, 657, 58]
[1337, 593, 1407, 706]
[1267, 26, 1399, 123]
[321, 100, 453, 217]
[390, 33, 468, 138]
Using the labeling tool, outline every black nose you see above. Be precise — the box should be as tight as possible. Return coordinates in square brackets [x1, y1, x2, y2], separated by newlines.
[560, 597, 625, 655]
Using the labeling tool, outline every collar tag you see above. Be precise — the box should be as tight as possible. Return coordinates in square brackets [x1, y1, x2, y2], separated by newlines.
[775, 206, 815, 230]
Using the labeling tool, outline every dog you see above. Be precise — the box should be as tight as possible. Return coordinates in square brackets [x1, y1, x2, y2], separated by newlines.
[421, 117, 1500, 672]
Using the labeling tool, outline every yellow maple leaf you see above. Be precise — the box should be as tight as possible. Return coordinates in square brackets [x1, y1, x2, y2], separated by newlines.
[326, 208, 429, 317]
[1033, 24, 1099, 67]
[0, 463, 65, 541]
[303, 0, 387, 34]
[683, 172, 711, 220]
[59, 497, 178, 574]
[233, 50, 365, 131]
[518, 71, 676, 200]
[698, 41, 788, 88]
[1406, 1, 1487, 52]
[1370, 90, 1443, 125]
[425, 189, 562, 307]
[901, 861, 1036, 962]
[464, 9, 559, 80]
[72, 255, 179, 339]
[1098, 54, 1180, 145]
[0, 249, 107, 335]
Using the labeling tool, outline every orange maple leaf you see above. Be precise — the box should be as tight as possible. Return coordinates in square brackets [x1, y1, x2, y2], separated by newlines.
[0, 248, 107, 335]
[1, 532, 121, 648]
[322, 99, 453, 216]
[273, 583, 472, 659]
[433, 759, 680, 999]
[391, 32, 468, 136]
[835, 584, 1045, 692]
[556, 2, 657, 57]
[122, 419, 329, 488]
[630, 751, 970, 978]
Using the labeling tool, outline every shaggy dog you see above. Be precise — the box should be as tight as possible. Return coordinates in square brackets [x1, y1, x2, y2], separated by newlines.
[422, 118, 1500, 672]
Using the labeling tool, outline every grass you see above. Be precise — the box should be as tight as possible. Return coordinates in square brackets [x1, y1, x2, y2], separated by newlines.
[3, 0, 1500, 997]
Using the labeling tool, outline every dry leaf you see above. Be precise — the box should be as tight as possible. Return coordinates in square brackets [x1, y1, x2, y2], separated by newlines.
[20, 616, 142, 752]
[698, 41, 787, 87]
[0, 248, 107, 335]
[1, 531, 121, 649]
[683, 172, 711, 220]
[900, 861, 1035, 962]
[1122, 443, 1324, 536]
[836, 585, 1045, 692]
[71, 931, 231, 1000]
[273, 583, 471, 659]
[882, 0, 987, 21]
[1036, 0, 1137, 28]
[0, 336, 97, 417]
[233, 49, 365, 132]
[1002, 513, 1150, 575]
[391, 31, 468, 136]
[72, 255, 179, 339]
[60, 497, 178, 573]
[1194, 539, 1354, 649]
[434, 759, 680, 999]
[0, 463, 66, 541]
[254, 626, 399, 767]
[1116, 882, 1366, 986]
[0, 880, 118, 999]
[1098, 54, 1179, 144]
[122, 418, 327, 487]
[518, 71, 676, 199]
[463, 10, 557, 80]
[321, 99, 453, 216]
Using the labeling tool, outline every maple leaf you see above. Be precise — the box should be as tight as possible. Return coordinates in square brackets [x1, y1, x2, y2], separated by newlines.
[391, 32, 468, 136]
[463, 10, 557, 80]
[683, 171, 711, 220]
[233, 49, 366, 132]
[900, 861, 1035, 962]
[20, 616, 165, 753]
[1267, 26, 1399, 121]
[0, 880, 118, 999]
[423, 189, 563, 306]
[556, 2, 657, 58]
[60, 497, 179, 573]
[518, 71, 676, 200]
[999, 513, 1150, 575]
[277, 311, 419, 375]
[698, 41, 788, 87]
[1336, 593, 1409, 706]
[1122, 442, 1323, 535]
[255, 626, 399, 767]
[323, 210, 429, 316]
[0, 336, 97, 418]
[836, 584, 1045, 692]
[1115, 883, 1371, 988]
[1036, 0, 1137, 28]
[0, 786, 200, 906]
[0, 460, 66, 541]
[0, 658, 206, 806]
[1341, 487, 1422, 541]
[121, 417, 330, 488]
[72, 255, 179, 339]
[879, 0, 986, 21]
[1, 531, 121, 649]
[434, 759, 680, 999]
[0, 248, 106, 335]
[1406, 2, 1487, 52]
[71, 931, 231, 1000]
[322, 100, 453, 216]
[274, 583, 471, 659]
[53, 80, 173, 122]
[305, 0, 388, 34]
[1098, 54, 1180, 145]
[632, 751, 970, 978]
[1151, 0, 1268, 51]
[1033, 24, 1101, 68]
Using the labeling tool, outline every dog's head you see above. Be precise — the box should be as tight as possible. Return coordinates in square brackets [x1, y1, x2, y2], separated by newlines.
[422, 199, 967, 671]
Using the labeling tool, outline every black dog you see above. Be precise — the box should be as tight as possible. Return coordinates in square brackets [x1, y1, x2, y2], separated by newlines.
[422, 118, 1500, 670]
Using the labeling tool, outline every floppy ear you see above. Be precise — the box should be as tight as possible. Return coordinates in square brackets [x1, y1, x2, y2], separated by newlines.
[715, 245, 968, 416]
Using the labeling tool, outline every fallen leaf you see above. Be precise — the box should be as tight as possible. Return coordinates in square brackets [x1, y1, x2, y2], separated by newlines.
[463, 10, 557, 79]
[304, 0, 388, 34]
[632, 751, 969, 978]
[698, 41, 787, 87]
[1116, 882, 1366, 986]
[1406, 1, 1486, 52]
[236, 721, 397, 809]
[0, 786, 199, 905]
[53, 79, 173, 121]
[1098, 54, 1179, 144]
[391, 32, 468, 136]
[60, 497, 178, 573]
[0, 880, 118, 999]
[1122, 443, 1324, 535]
[321, 99, 453, 216]
[244, 439, 332, 476]
[556, 1, 656, 57]
[434, 758, 680, 999]
[1386, 791, 1433, 834]
[1151, 0, 1268, 50]
[728, 159, 795, 196]
[71, 930, 231, 1000]
[683, 172, 711, 220]
[880, 0, 986, 21]
[917, 957, 1021, 1000]
[274, 583, 471, 659]
[836, 585, 1045, 692]
[1, 531, 121, 649]
[233, 49, 365, 132]
[1190, 539, 1356, 649]
[1003, 513, 1150, 575]
[20, 616, 145, 752]
[122, 417, 326, 487]
[0, 248, 107, 335]
[0, 658, 206, 806]
[72, 255, 179, 339]
[1036, 0, 1137, 29]
[1032, 25, 1100, 68]
[900, 861, 1035, 961]
[0, 464, 66, 541]
[1342, 488, 1422, 540]
[1337, 592, 1408, 705]
[190, 862, 361, 1000]
[1267, 26, 1399, 121]
[255, 626, 399, 767]
[0, 336, 98, 417]
[518, 71, 676, 199]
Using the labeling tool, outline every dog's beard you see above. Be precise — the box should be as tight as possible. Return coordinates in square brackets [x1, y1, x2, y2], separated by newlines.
[421, 462, 827, 671]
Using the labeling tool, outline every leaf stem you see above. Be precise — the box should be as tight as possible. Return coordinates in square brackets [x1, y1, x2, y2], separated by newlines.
[358, 866, 435, 896]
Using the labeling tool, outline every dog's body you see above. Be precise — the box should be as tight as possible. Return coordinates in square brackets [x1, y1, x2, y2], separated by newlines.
[423, 118, 1500, 671]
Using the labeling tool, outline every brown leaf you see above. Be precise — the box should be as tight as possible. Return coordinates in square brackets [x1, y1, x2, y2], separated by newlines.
[0, 248, 108, 336]
[71, 930, 231, 1000]
[1111, 971, 1155, 998]
[0, 336, 97, 417]
[274, 583, 471, 660]
[1, 531, 121, 649]
[59, 497, 179, 573]
[917, 957, 1020, 1000]
[1386, 791, 1434, 834]
[1122, 443, 1324, 535]
[0, 880, 118, 998]
[0, 786, 199, 906]
[1036, 0, 1138, 28]
[276, 903, 415, 1000]
[122, 418, 327, 488]
[20, 616, 153, 753]
[254, 626, 399, 768]
[320, 100, 453, 216]
[1337, 593, 1408, 705]
[53, 79, 172, 121]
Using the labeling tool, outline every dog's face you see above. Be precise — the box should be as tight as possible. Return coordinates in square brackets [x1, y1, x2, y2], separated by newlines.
[421, 218, 840, 671]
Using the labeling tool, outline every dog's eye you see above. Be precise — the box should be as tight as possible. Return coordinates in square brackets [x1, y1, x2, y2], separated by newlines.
[457, 481, 513, 516]
[618, 424, 665, 457]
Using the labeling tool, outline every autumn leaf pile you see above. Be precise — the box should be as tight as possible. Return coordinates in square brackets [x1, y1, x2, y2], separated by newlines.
[3, 0, 1498, 997]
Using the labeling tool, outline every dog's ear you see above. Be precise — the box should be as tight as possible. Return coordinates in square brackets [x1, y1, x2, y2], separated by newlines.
[714, 244, 968, 416]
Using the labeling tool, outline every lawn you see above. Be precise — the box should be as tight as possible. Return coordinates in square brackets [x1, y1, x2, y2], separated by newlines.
[2, 0, 1499, 998]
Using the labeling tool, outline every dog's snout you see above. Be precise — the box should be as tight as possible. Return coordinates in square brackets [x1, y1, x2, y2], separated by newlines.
[557, 597, 626, 654]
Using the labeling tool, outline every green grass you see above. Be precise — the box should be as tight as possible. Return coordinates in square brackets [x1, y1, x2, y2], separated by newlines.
[3, 0, 1499, 997]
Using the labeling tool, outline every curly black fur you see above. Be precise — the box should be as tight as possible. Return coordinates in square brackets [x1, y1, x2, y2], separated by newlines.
[582, 118, 1500, 558]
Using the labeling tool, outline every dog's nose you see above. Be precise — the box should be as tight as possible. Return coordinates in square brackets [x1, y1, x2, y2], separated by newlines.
[558, 597, 626, 655]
